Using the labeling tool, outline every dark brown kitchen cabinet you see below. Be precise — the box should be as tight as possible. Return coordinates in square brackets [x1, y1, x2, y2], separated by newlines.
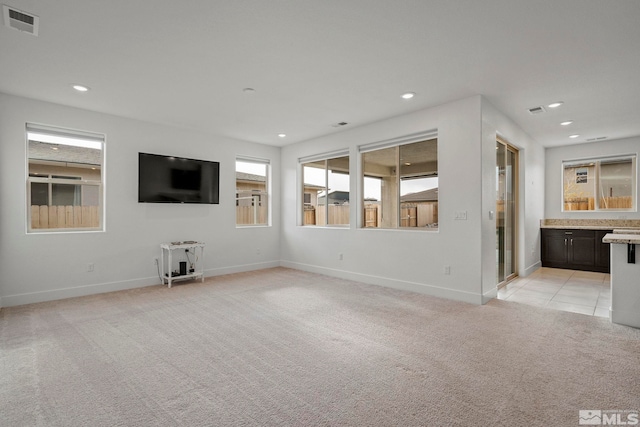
[595, 230, 611, 270]
[541, 229, 612, 273]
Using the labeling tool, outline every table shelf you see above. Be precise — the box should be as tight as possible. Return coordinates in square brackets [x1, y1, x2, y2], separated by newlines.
[160, 242, 205, 288]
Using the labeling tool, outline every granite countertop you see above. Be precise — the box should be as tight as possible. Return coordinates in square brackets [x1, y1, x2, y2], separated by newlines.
[603, 233, 640, 244]
[541, 225, 622, 230]
[613, 229, 640, 235]
[541, 219, 640, 230]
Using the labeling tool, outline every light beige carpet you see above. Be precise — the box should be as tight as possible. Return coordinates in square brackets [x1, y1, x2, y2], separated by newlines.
[1, 267, 639, 426]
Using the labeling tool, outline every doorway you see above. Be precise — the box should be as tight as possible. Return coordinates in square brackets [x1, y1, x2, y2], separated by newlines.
[496, 139, 518, 286]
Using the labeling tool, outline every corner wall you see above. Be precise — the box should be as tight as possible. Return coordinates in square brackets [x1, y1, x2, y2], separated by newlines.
[481, 100, 546, 299]
[280, 96, 545, 304]
[280, 96, 486, 303]
[0, 93, 281, 307]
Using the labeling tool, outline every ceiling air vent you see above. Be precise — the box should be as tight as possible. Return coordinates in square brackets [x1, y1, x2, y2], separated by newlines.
[527, 106, 546, 115]
[3, 4, 39, 36]
[586, 136, 608, 142]
[331, 122, 349, 128]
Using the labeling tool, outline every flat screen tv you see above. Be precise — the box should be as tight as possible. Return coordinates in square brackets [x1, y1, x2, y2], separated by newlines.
[138, 152, 220, 204]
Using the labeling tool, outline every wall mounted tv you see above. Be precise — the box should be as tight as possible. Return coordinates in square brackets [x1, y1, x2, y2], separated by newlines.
[138, 152, 220, 204]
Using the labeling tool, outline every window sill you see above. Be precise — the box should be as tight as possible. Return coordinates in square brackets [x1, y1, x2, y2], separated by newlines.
[358, 227, 439, 232]
[27, 228, 104, 234]
[299, 225, 350, 229]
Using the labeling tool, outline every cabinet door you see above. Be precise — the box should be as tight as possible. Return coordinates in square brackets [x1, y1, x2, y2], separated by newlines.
[543, 230, 568, 265]
[595, 230, 612, 271]
[569, 234, 596, 266]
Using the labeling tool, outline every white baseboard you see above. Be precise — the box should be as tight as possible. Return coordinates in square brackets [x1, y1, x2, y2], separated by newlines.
[280, 260, 484, 305]
[482, 287, 498, 304]
[1, 276, 160, 307]
[2, 260, 281, 308]
[204, 261, 281, 277]
[3, 260, 483, 307]
[523, 261, 541, 277]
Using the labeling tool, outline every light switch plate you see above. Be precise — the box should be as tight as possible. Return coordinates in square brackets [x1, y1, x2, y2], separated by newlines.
[454, 211, 467, 220]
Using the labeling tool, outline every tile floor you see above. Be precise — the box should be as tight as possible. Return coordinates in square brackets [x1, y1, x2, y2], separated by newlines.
[497, 267, 610, 318]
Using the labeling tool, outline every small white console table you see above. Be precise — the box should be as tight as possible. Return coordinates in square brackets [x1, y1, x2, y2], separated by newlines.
[160, 241, 205, 288]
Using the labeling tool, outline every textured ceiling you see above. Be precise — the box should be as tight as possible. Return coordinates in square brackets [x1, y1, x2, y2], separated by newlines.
[1, 0, 639, 147]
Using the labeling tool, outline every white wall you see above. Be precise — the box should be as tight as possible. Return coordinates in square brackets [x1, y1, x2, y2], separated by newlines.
[280, 96, 545, 304]
[0, 93, 546, 308]
[0, 93, 281, 307]
[545, 137, 640, 219]
[281, 97, 471, 303]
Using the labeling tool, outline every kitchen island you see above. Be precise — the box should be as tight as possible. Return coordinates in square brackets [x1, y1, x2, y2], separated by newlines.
[602, 229, 640, 328]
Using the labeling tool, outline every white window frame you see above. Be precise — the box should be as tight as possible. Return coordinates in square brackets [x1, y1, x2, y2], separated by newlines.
[299, 149, 350, 227]
[26, 123, 105, 233]
[358, 130, 438, 230]
[235, 156, 271, 227]
[561, 154, 637, 212]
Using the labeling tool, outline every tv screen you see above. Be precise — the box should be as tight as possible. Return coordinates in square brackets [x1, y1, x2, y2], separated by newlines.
[138, 152, 220, 204]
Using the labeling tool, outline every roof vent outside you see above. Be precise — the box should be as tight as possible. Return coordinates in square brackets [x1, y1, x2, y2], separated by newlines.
[527, 106, 546, 115]
[3, 4, 39, 36]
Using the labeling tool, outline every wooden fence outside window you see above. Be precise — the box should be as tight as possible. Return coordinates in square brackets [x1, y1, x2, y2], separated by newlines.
[31, 205, 99, 229]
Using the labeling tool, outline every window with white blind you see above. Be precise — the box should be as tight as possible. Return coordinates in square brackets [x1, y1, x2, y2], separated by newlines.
[26, 123, 105, 232]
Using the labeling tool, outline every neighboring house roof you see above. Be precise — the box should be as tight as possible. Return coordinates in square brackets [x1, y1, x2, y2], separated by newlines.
[236, 172, 266, 183]
[318, 190, 349, 205]
[400, 188, 438, 202]
[303, 183, 325, 191]
[28, 141, 101, 166]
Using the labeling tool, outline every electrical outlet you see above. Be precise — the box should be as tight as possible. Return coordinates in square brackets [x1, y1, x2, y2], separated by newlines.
[256, 248, 261, 255]
[154, 257, 159, 265]
[444, 265, 451, 275]
[88, 263, 95, 272]
[339, 253, 343, 261]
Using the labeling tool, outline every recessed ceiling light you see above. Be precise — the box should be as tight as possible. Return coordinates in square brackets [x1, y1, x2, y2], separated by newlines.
[401, 92, 415, 99]
[569, 134, 580, 139]
[548, 101, 563, 108]
[560, 121, 573, 126]
[278, 133, 286, 138]
[72, 84, 90, 92]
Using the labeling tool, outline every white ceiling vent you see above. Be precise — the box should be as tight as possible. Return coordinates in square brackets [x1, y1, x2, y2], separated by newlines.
[527, 106, 546, 115]
[3, 4, 39, 36]
[586, 136, 608, 142]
